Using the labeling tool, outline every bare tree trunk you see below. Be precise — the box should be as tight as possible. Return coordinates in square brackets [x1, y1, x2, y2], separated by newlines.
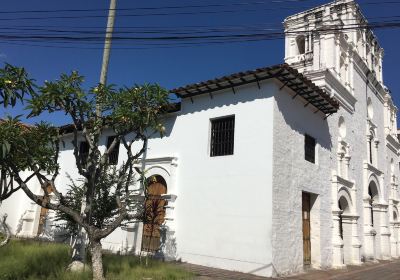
[0, 214, 11, 247]
[90, 240, 105, 280]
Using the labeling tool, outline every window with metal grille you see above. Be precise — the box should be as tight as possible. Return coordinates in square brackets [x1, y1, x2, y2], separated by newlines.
[210, 116, 235, 157]
[79, 141, 89, 166]
[106, 136, 120, 165]
[304, 134, 316, 163]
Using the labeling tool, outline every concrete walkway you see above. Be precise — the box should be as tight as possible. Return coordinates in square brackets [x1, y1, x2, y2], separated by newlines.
[179, 263, 269, 280]
[180, 259, 400, 279]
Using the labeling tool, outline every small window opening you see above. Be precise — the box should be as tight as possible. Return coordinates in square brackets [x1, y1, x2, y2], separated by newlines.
[210, 116, 235, 157]
[296, 35, 306, 55]
[369, 139, 373, 164]
[368, 186, 374, 226]
[305, 134, 316, 163]
[338, 201, 344, 240]
[107, 136, 120, 165]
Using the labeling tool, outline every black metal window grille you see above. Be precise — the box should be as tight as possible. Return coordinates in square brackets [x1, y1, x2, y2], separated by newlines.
[106, 136, 120, 165]
[79, 141, 89, 166]
[210, 116, 235, 157]
[304, 134, 316, 163]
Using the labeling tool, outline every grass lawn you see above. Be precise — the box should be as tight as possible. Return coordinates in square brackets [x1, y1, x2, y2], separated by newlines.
[0, 239, 194, 280]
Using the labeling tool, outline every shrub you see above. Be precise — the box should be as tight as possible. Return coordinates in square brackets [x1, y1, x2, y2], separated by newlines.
[0, 240, 193, 280]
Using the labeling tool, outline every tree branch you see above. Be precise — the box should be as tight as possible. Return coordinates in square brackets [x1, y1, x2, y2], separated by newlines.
[8, 164, 86, 229]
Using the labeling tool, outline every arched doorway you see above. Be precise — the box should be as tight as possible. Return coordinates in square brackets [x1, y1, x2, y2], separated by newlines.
[141, 175, 167, 253]
[338, 195, 352, 264]
[368, 182, 379, 227]
[391, 207, 399, 257]
[367, 180, 380, 259]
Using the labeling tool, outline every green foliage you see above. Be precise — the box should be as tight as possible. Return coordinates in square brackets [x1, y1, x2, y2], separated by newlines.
[0, 240, 193, 280]
[26, 71, 92, 118]
[0, 240, 71, 280]
[103, 254, 194, 280]
[25, 71, 170, 138]
[54, 176, 84, 236]
[108, 84, 170, 135]
[0, 116, 59, 174]
[0, 64, 172, 278]
[0, 64, 34, 108]
[55, 168, 139, 236]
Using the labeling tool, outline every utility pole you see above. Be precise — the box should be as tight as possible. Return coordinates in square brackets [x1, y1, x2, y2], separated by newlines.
[99, 0, 117, 85]
[69, 0, 118, 270]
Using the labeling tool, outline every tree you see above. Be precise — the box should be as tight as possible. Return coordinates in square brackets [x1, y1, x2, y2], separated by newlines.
[0, 64, 34, 246]
[0, 66, 170, 280]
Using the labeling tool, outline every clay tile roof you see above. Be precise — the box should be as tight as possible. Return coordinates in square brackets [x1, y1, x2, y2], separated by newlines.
[170, 63, 339, 116]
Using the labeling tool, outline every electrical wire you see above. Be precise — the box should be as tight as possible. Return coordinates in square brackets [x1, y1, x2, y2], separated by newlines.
[0, 0, 318, 15]
[0, 21, 399, 50]
[0, 0, 398, 15]
[3, 0, 400, 22]
[0, 1, 398, 50]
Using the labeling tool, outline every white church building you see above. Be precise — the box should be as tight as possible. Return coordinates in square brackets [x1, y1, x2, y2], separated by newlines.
[1, 0, 400, 277]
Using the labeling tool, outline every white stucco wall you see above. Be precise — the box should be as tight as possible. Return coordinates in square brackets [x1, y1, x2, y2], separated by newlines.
[169, 81, 275, 277]
[271, 82, 334, 276]
[0, 172, 45, 237]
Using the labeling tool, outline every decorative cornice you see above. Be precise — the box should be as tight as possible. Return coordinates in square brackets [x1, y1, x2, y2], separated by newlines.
[341, 214, 360, 220]
[332, 174, 354, 188]
[304, 68, 357, 113]
[373, 202, 389, 210]
[363, 161, 384, 176]
[139, 156, 178, 166]
[386, 134, 400, 155]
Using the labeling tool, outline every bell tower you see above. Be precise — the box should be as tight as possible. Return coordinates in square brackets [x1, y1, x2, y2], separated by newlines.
[284, 0, 384, 88]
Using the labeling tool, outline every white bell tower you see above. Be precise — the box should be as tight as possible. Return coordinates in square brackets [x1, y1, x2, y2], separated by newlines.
[284, 0, 384, 87]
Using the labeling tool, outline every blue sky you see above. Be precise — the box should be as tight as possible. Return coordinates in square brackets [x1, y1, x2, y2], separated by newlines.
[1, 0, 400, 125]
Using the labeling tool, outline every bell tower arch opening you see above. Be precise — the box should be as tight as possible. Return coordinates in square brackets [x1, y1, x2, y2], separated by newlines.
[296, 35, 306, 55]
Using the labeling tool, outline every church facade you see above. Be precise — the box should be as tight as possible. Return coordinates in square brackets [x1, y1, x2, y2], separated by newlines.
[1, 0, 400, 277]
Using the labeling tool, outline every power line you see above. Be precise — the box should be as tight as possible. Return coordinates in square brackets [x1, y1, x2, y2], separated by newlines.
[1, 16, 400, 36]
[1, 21, 400, 50]
[0, 6, 320, 22]
[0, 0, 316, 14]
[0, 0, 399, 15]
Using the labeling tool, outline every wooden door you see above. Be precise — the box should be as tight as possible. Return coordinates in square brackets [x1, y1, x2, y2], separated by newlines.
[302, 192, 311, 266]
[142, 178, 167, 252]
[37, 207, 49, 236]
[37, 184, 54, 236]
